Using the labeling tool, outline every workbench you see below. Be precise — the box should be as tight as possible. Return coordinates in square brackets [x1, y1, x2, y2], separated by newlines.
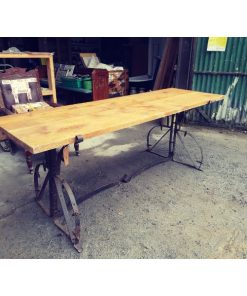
[0, 88, 224, 252]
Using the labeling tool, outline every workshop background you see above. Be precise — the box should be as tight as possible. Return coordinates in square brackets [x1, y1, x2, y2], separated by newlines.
[0, 37, 246, 129]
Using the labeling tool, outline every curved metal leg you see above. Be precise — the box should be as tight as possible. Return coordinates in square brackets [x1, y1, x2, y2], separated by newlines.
[174, 130, 203, 170]
[146, 124, 170, 152]
[54, 176, 82, 252]
[33, 146, 83, 252]
[146, 125, 163, 150]
[146, 114, 204, 171]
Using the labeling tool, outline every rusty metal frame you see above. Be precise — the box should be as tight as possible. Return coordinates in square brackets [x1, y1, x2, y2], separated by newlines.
[34, 136, 84, 252]
[146, 113, 203, 171]
[116, 112, 204, 185]
[32, 113, 203, 253]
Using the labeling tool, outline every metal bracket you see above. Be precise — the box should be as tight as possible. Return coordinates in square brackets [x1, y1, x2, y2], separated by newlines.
[0, 139, 16, 154]
[74, 135, 84, 156]
[0, 140, 11, 152]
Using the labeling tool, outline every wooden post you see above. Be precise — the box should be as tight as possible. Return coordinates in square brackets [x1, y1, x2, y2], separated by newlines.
[47, 55, 57, 104]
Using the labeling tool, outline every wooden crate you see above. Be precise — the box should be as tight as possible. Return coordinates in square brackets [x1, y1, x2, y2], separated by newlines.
[75, 68, 109, 101]
[79, 53, 129, 98]
[76, 68, 128, 99]
[108, 69, 128, 97]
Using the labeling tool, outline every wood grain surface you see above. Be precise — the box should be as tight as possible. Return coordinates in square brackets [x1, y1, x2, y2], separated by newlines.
[0, 88, 224, 154]
[0, 52, 53, 59]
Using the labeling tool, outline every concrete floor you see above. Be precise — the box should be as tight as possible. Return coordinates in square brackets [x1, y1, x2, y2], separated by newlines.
[0, 122, 247, 258]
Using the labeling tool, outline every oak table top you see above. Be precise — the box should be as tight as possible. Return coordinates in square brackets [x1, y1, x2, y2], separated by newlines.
[0, 88, 224, 154]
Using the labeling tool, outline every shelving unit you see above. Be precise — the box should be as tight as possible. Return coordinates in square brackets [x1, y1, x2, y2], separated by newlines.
[0, 52, 57, 103]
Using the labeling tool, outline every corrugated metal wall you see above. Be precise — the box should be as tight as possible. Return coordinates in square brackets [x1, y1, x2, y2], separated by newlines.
[190, 37, 247, 128]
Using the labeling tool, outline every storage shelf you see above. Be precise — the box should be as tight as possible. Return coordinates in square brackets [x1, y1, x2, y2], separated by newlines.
[40, 79, 92, 95]
[0, 52, 53, 59]
[0, 52, 57, 103]
[41, 88, 53, 96]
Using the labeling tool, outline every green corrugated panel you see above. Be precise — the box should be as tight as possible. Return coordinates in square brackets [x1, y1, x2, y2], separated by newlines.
[224, 38, 233, 71]
[230, 38, 238, 72]
[236, 38, 244, 72]
[191, 37, 247, 128]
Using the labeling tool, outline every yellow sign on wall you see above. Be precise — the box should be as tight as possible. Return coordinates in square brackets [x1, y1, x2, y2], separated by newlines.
[207, 37, 228, 52]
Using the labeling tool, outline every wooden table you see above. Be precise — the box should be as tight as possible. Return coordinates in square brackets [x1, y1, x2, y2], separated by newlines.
[0, 88, 224, 252]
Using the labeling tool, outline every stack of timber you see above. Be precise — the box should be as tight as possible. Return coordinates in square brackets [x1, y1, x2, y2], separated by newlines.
[153, 38, 179, 90]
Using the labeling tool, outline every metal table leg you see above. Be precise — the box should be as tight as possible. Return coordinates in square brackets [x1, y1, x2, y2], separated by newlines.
[34, 146, 83, 253]
[146, 113, 203, 170]
[32, 117, 203, 253]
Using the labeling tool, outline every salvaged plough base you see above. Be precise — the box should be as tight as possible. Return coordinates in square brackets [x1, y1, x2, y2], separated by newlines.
[146, 114, 203, 170]
[33, 113, 204, 252]
[34, 147, 83, 252]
